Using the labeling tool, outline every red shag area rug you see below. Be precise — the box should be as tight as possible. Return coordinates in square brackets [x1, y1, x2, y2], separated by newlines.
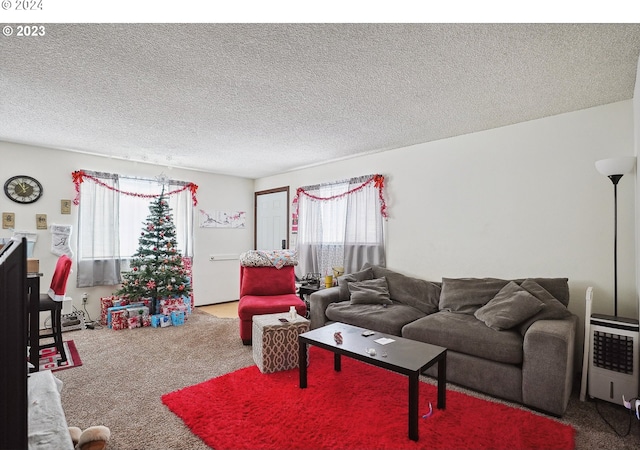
[162, 347, 574, 450]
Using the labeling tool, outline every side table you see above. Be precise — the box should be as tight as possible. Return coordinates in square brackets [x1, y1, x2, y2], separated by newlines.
[252, 313, 310, 373]
[298, 284, 323, 318]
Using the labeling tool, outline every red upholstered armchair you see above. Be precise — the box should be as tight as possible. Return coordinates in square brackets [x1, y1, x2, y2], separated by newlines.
[237, 265, 306, 345]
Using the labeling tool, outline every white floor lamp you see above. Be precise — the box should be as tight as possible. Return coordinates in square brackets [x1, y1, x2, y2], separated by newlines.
[595, 156, 636, 317]
[586, 157, 639, 406]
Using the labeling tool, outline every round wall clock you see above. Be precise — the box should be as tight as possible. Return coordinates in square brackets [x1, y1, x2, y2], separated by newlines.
[4, 175, 43, 204]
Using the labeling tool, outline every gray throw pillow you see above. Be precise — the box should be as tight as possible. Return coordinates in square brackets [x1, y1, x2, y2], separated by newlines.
[348, 277, 393, 305]
[361, 264, 440, 314]
[511, 277, 570, 306]
[517, 279, 573, 335]
[337, 267, 374, 301]
[474, 281, 544, 331]
[440, 278, 510, 314]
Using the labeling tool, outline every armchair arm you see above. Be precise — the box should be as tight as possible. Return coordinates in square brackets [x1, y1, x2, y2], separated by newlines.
[308, 286, 342, 329]
[522, 314, 578, 416]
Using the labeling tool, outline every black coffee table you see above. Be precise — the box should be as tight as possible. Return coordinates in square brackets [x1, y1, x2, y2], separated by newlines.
[298, 322, 446, 441]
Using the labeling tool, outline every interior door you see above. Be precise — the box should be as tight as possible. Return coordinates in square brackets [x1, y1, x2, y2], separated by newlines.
[255, 187, 289, 250]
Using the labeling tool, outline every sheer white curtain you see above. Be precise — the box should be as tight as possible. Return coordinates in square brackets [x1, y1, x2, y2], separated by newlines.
[167, 181, 194, 258]
[117, 178, 194, 259]
[76, 171, 194, 287]
[344, 176, 386, 273]
[297, 175, 386, 277]
[77, 171, 121, 287]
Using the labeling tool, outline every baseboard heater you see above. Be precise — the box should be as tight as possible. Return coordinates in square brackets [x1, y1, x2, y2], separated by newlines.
[588, 314, 639, 405]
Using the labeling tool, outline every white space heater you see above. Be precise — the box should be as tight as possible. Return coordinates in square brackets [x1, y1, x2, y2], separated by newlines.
[588, 313, 639, 404]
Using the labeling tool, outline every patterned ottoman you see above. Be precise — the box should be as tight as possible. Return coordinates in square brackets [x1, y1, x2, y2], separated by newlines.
[252, 312, 310, 374]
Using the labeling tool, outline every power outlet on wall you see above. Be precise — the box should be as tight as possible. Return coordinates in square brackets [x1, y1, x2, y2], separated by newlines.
[82, 293, 88, 304]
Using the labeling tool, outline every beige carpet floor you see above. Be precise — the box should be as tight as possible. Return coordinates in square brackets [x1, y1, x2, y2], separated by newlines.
[53, 310, 639, 449]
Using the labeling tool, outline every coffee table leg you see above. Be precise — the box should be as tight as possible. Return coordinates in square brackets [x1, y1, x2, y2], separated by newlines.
[299, 339, 307, 389]
[334, 352, 341, 372]
[437, 352, 446, 409]
[409, 373, 419, 441]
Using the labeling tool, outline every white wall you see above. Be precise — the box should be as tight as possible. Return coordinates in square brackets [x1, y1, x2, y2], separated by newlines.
[256, 100, 637, 359]
[635, 54, 640, 323]
[2, 99, 636, 351]
[0, 142, 254, 322]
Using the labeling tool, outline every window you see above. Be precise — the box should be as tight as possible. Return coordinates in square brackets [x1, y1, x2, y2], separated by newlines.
[296, 174, 386, 276]
[75, 171, 194, 287]
[117, 177, 193, 258]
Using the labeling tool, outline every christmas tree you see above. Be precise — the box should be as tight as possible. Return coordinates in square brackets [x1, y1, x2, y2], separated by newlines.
[116, 193, 191, 314]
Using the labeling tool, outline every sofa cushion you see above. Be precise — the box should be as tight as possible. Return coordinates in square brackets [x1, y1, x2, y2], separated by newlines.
[513, 278, 570, 307]
[517, 279, 573, 335]
[240, 266, 296, 296]
[348, 277, 393, 305]
[338, 267, 374, 301]
[474, 281, 543, 331]
[362, 264, 441, 314]
[237, 293, 305, 320]
[439, 278, 511, 314]
[325, 302, 426, 336]
[402, 311, 524, 365]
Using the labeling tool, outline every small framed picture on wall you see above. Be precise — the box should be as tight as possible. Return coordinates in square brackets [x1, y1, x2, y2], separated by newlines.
[61, 199, 71, 214]
[36, 214, 47, 230]
[2, 212, 15, 229]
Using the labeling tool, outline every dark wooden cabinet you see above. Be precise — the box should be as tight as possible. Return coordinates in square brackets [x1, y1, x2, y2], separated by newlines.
[0, 239, 28, 450]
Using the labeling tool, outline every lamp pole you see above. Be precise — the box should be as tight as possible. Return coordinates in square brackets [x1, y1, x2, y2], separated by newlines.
[595, 156, 636, 318]
[608, 174, 623, 317]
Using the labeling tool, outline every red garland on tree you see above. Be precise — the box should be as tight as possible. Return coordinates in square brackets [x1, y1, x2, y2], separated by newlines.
[116, 193, 192, 314]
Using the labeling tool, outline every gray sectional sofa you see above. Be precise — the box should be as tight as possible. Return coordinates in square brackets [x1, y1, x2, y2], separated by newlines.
[308, 263, 578, 416]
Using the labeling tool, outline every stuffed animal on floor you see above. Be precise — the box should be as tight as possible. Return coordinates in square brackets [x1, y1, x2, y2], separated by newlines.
[68, 426, 111, 450]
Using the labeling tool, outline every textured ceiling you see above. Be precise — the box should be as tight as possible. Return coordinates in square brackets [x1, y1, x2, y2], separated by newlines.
[1, 23, 640, 179]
